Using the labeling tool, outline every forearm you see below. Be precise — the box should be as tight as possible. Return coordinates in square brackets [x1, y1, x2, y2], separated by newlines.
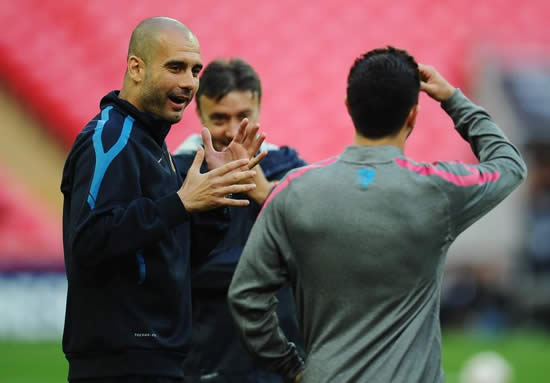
[71, 192, 189, 266]
[442, 90, 527, 176]
[246, 164, 275, 205]
[228, 259, 304, 380]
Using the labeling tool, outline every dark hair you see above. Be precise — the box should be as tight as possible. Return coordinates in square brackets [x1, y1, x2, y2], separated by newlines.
[346, 46, 420, 138]
[196, 58, 262, 111]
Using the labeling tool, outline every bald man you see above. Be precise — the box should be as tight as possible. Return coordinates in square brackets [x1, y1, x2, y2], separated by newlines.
[61, 17, 265, 383]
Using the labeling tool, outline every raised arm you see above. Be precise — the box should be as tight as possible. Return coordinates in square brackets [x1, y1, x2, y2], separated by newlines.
[66, 134, 257, 268]
[418, 64, 527, 238]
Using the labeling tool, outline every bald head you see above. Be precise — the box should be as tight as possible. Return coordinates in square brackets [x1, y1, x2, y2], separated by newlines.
[120, 16, 202, 123]
[127, 17, 196, 64]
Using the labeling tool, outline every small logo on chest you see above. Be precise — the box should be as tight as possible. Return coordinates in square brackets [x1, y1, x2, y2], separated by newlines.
[356, 168, 376, 188]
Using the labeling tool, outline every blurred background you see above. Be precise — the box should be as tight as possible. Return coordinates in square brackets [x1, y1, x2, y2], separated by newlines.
[0, 0, 549, 382]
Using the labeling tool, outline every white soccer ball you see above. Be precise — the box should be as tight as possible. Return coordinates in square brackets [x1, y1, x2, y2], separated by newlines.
[459, 351, 513, 383]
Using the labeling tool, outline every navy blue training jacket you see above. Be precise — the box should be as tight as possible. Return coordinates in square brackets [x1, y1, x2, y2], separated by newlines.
[61, 91, 213, 380]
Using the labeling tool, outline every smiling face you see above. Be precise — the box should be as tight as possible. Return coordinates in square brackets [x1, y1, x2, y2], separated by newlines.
[136, 29, 203, 123]
[198, 90, 260, 151]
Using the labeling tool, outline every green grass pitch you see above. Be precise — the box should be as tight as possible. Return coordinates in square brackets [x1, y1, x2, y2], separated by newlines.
[0, 331, 549, 382]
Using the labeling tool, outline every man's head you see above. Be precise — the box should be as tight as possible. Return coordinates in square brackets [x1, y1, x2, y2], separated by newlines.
[196, 58, 262, 151]
[346, 46, 420, 139]
[121, 17, 203, 123]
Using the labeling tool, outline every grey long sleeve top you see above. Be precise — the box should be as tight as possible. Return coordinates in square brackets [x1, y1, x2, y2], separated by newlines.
[228, 90, 527, 383]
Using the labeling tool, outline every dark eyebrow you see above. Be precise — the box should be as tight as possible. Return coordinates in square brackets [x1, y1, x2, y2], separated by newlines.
[164, 60, 186, 68]
[210, 113, 229, 120]
[164, 60, 203, 73]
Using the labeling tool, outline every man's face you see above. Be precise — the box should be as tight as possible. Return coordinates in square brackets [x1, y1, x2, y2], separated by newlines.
[198, 90, 260, 151]
[139, 30, 203, 123]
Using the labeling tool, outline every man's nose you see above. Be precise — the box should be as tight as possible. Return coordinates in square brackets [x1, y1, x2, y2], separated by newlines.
[225, 119, 240, 139]
[178, 70, 195, 90]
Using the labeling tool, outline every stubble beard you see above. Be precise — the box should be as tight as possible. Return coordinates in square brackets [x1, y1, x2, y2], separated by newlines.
[140, 85, 182, 124]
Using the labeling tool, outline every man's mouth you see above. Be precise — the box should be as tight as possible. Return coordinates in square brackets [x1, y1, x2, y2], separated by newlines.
[168, 95, 190, 107]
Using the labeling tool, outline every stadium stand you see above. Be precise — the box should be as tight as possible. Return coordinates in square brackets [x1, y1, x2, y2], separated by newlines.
[1, 0, 549, 162]
[0, 169, 62, 271]
[0, 0, 549, 338]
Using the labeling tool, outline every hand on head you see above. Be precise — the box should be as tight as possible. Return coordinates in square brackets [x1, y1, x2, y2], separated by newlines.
[418, 64, 456, 102]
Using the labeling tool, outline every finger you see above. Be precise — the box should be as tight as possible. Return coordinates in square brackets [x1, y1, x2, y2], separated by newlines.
[417, 64, 433, 82]
[248, 132, 266, 158]
[248, 150, 267, 169]
[243, 123, 260, 146]
[188, 146, 205, 174]
[218, 169, 257, 185]
[233, 118, 248, 143]
[201, 128, 216, 154]
[241, 119, 251, 143]
[209, 158, 251, 177]
[218, 183, 257, 195]
[219, 198, 250, 207]
[420, 81, 435, 94]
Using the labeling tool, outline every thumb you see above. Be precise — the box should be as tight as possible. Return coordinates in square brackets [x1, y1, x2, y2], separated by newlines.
[189, 146, 205, 174]
[420, 81, 434, 93]
[201, 127, 216, 153]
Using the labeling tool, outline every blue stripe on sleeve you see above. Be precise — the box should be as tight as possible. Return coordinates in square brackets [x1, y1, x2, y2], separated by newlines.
[136, 250, 146, 285]
[87, 107, 135, 209]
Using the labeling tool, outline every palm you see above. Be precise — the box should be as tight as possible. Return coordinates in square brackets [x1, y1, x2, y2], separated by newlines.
[206, 141, 250, 169]
[202, 118, 266, 170]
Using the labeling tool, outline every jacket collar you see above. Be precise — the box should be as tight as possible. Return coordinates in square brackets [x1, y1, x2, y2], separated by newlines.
[100, 90, 173, 146]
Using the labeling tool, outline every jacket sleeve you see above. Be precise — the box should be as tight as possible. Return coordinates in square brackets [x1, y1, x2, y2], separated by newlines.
[228, 183, 305, 382]
[66, 126, 189, 268]
[433, 90, 527, 239]
[172, 152, 233, 284]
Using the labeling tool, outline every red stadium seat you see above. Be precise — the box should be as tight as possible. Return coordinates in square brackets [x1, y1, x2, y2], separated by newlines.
[0, 0, 548, 267]
[1, 0, 549, 162]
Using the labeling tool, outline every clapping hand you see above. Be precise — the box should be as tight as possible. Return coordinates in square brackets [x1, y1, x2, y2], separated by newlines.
[177, 147, 258, 212]
[202, 118, 267, 171]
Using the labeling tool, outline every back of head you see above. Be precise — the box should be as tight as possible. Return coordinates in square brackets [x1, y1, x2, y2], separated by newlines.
[347, 46, 420, 138]
[196, 58, 262, 111]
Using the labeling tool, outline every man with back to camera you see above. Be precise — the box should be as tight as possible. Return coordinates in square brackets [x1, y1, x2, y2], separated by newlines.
[228, 46, 527, 383]
[61, 17, 267, 383]
[172, 58, 307, 382]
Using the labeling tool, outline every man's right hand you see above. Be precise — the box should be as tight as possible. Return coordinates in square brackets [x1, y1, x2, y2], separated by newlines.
[418, 64, 456, 102]
[177, 146, 257, 212]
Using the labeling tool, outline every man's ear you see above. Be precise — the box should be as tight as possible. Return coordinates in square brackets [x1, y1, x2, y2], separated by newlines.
[127, 55, 145, 83]
[345, 97, 351, 115]
[196, 101, 206, 125]
[406, 104, 419, 132]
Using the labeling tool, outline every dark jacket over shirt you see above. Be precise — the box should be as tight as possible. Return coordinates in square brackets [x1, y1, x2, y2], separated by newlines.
[173, 146, 307, 383]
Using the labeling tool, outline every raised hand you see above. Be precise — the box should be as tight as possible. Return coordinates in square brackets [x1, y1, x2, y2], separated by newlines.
[202, 118, 267, 171]
[177, 146, 257, 212]
[418, 64, 456, 102]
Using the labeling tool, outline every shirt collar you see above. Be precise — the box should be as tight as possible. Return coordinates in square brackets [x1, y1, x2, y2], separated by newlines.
[339, 145, 403, 164]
